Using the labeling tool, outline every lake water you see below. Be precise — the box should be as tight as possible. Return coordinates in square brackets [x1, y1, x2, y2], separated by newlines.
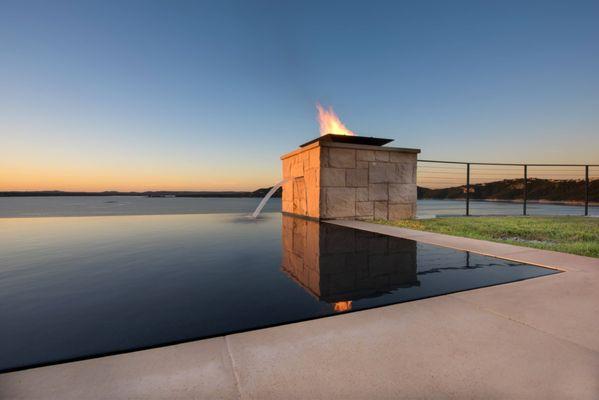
[0, 196, 596, 218]
[0, 212, 557, 372]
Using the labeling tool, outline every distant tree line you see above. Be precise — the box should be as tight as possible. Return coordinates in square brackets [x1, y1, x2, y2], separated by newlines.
[0, 187, 283, 198]
[5, 179, 597, 203]
[418, 178, 598, 203]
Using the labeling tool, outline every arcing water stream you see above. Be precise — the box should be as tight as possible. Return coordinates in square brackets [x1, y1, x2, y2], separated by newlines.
[251, 179, 289, 218]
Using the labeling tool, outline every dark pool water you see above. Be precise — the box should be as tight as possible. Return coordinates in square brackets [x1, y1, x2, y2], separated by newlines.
[0, 213, 557, 372]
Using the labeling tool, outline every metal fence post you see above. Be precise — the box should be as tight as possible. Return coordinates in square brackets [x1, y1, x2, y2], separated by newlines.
[466, 163, 470, 216]
[585, 165, 589, 216]
[523, 165, 528, 216]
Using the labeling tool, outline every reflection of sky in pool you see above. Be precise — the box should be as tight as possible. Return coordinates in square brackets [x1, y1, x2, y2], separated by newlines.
[0, 213, 557, 372]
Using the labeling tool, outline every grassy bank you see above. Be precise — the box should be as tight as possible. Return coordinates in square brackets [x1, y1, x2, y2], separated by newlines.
[377, 216, 599, 258]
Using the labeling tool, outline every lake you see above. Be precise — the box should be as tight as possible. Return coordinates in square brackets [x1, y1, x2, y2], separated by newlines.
[0, 196, 596, 218]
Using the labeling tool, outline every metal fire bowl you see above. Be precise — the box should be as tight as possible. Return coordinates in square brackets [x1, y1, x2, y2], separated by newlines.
[300, 133, 394, 148]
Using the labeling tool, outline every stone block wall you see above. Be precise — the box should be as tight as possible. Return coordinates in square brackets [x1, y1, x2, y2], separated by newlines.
[281, 145, 321, 219]
[281, 140, 420, 220]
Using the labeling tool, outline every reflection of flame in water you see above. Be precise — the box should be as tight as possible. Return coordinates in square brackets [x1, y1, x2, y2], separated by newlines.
[333, 301, 352, 312]
[316, 103, 356, 136]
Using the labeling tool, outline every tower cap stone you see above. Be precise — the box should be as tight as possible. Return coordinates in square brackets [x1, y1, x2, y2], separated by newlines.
[300, 134, 394, 148]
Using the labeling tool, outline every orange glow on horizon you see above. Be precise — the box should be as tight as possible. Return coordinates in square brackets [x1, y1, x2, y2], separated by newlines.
[0, 165, 275, 192]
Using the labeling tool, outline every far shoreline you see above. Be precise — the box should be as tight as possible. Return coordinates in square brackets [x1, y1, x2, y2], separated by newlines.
[0, 190, 281, 199]
[3, 193, 595, 207]
[421, 197, 599, 207]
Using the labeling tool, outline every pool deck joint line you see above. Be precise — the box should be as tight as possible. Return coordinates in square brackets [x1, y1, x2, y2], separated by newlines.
[224, 336, 243, 400]
[1, 221, 598, 399]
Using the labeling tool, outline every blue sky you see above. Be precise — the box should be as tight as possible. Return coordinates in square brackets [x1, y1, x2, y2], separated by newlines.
[1, 0, 598, 190]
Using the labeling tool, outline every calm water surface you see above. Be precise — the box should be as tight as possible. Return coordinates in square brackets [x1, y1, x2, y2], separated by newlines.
[0, 212, 557, 372]
[0, 196, 596, 218]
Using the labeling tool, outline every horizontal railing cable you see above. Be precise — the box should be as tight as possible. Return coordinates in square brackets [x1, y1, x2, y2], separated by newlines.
[417, 159, 597, 217]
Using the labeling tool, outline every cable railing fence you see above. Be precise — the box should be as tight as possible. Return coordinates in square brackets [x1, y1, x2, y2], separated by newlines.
[417, 160, 598, 218]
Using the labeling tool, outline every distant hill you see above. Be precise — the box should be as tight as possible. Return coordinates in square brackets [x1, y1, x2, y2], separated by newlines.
[249, 187, 283, 198]
[0, 187, 283, 198]
[3, 179, 593, 203]
[418, 178, 598, 203]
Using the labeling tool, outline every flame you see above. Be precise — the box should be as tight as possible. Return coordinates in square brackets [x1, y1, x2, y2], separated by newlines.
[333, 301, 353, 312]
[316, 103, 356, 136]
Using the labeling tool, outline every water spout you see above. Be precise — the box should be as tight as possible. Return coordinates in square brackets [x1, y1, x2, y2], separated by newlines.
[251, 179, 288, 218]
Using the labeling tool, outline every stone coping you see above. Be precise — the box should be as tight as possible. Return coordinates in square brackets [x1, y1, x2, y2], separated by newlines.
[280, 140, 420, 160]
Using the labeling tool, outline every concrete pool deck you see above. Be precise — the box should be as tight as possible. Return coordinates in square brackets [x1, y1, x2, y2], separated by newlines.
[1, 221, 598, 399]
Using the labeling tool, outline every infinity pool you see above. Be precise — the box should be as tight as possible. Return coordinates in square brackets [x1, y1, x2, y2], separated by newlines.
[0, 213, 557, 372]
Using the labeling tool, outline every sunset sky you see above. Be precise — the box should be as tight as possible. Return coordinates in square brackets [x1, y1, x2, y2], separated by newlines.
[2, 0, 598, 191]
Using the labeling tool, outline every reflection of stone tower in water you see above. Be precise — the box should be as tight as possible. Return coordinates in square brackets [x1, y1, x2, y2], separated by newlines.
[280, 215, 419, 312]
